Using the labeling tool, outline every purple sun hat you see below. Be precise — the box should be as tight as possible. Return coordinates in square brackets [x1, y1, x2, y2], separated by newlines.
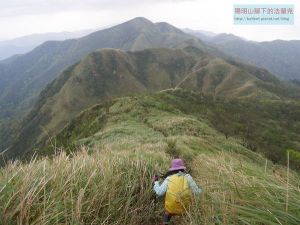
[169, 158, 186, 171]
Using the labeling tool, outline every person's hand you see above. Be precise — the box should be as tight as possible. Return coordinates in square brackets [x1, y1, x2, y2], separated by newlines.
[152, 175, 159, 182]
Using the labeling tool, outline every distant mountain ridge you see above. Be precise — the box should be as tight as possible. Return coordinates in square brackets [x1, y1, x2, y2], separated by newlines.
[0, 17, 206, 152]
[0, 29, 95, 60]
[185, 30, 300, 81]
[7, 46, 300, 159]
[182, 28, 217, 42]
[0, 17, 204, 117]
[2, 17, 300, 161]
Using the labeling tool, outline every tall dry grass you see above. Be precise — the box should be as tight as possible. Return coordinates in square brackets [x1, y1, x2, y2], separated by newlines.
[0, 147, 167, 225]
[1, 145, 300, 225]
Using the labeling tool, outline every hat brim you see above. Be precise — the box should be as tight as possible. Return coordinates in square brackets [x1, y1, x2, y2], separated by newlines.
[169, 166, 186, 171]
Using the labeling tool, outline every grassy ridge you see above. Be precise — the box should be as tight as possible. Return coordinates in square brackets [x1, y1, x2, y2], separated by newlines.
[1, 142, 300, 224]
[48, 89, 300, 168]
[1, 90, 300, 224]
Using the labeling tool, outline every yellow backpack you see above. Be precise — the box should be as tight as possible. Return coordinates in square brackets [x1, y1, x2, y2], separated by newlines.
[165, 173, 191, 215]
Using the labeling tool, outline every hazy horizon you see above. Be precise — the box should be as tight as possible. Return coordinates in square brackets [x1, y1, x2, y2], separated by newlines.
[0, 0, 299, 42]
[0, 17, 299, 43]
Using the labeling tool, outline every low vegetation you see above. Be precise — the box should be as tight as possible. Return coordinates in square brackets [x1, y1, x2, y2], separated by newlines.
[1, 90, 300, 224]
[1, 138, 300, 224]
[46, 89, 300, 169]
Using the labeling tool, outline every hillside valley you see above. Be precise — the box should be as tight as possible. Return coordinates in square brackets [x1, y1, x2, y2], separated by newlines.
[186, 30, 300, 81]
[6, 45, 300, 162]
[0, 17, 206, 152]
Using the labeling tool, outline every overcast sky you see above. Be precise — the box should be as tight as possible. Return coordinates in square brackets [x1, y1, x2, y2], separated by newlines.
[0, 0, 299, 42]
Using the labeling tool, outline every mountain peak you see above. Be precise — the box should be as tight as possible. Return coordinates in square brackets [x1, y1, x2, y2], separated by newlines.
[131, 17, 152, 22]
[110, 17, 156, 34]
[125, 17, 154, 25]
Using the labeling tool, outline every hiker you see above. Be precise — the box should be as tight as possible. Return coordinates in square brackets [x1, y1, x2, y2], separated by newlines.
[153, 158, 202, 225]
